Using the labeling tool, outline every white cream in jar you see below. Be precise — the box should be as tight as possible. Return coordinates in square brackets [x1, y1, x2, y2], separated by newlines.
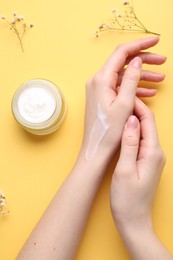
[12, 79, 67, 135]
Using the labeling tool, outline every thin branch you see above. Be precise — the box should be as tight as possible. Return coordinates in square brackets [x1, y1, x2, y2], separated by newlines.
[0, 12, 33, 52]
[96, 0, 160, 37]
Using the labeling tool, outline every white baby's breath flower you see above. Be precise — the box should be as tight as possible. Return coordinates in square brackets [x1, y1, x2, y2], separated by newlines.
[0, 200, 6, 207]
[0, 191, 5, 199]
[12, 11, 17, 16]
[123, 1, 129, 5]
[0, 15, 5, 19]
[105, 24, 111, 28]
[0, 210, 5, 216]
[116, 13, 121, 17]
[17, 15, 24, 20]
[98, 23, 104, 29]
[10, 18, 16, 24]
[111, 8, 116, 13]
[95, 30, 99, 37]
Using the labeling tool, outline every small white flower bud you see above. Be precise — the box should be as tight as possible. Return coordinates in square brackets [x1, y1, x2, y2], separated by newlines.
[123, 1, 129, 5]
[12, 11, 17, 16]
[1, 210, 5, 216]
[0, 191, 5, 199]
[105, 24, 111, 28]
[95, 31, 99, 37]
[0, 200, 6, 207]
[98, 23, 104, 29]
[17, 15, 24, 20]
[10, 18, 15, 24]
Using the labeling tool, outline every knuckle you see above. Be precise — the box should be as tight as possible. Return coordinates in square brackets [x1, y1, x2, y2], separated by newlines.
[88, 72, 101, 86]
[148, 110, 155, 120]
[86, 78, 92, 89]
[155, 148, 163, 160]
[142, 106, 155, 120]
[124, 71, 137, 82]
[124, 67, 140, 82]
[115, 43, 129, 58]
[86, 71, 110, 92]
[116, 43, 125, 52]
[156, 148, 167, 166]
[115, 44, 122, 51]
[148, 146, 166, 166]
[161, 152, 167, 166]
[124, 135, 139, 147]
[86, 73, 100, 90]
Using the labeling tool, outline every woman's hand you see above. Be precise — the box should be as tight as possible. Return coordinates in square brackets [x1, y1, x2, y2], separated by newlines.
[81, 37, 166, 164]
[110, 98, 166, 229]
[110, 99, 172, 259]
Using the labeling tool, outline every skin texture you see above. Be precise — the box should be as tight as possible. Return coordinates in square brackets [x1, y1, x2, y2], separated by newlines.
[17, 37, 170, 260]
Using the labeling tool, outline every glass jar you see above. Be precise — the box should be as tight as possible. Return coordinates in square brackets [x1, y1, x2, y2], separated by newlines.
[12, 79, 67, 135]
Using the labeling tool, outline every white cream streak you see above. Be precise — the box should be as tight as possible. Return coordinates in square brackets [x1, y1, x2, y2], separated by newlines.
[86, 105, 109, 161]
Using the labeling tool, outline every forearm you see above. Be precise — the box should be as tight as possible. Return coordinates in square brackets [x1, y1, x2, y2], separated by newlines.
[17, 152, 108, 260]
[117, 223, 173, 260]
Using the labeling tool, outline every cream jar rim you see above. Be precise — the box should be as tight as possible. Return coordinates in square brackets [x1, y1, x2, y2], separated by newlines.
[12, 78, 65, 131]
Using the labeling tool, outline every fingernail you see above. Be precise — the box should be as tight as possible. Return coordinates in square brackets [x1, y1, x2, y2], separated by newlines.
[127, 115, 139, 128]
[162, 56, 167, 61]
[132, 57, 142, 69]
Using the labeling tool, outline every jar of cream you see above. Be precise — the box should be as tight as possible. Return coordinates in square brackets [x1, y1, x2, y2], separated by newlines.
[12, 79, 67, 135]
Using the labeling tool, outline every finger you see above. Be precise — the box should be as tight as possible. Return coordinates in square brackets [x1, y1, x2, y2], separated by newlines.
[102, 36, 160, 75]
[118, 115, 140, 170]
[126, 52, 167, 65]
[116, 86, 157, 97]
[136, 88, 157, 97]
[140, 70, 165, 82]
[134, 98, 159, 146]
[117, 57, 142, 102]
[118, 70, 165, 85]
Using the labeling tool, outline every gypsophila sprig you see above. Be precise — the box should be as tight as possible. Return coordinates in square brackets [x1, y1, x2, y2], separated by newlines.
[95, 0, 159, 37]
[0, 191, 8, 216]
[0, 11, 34, 52]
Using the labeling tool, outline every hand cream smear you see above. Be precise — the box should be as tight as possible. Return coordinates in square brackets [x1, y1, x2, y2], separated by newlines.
[86, 105, 109, 161]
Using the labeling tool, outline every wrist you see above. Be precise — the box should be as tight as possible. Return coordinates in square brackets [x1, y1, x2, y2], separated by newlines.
[77, 146, 113, 177]
[117, 217, 154, 242]
[114, 216, 164, 259]
[115, 220, 172, 260]
[117, 220, 155, 257]
[114, 211, 154, 242]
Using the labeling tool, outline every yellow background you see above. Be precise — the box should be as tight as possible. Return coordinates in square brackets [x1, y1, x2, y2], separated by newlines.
[0, 0, 172, 259]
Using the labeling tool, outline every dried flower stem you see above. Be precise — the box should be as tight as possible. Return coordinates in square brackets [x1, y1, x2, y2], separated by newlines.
[96, 0, 159, 37]
[0, 191, 8, 216]
[0, 12, 33, 52]
[129, 0, 159, 35]
[9, 20, 24, 52]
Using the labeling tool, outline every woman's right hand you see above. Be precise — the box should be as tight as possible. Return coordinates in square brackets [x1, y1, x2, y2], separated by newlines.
[110, 98, 166, 230]
[110, 98, 173, 259]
